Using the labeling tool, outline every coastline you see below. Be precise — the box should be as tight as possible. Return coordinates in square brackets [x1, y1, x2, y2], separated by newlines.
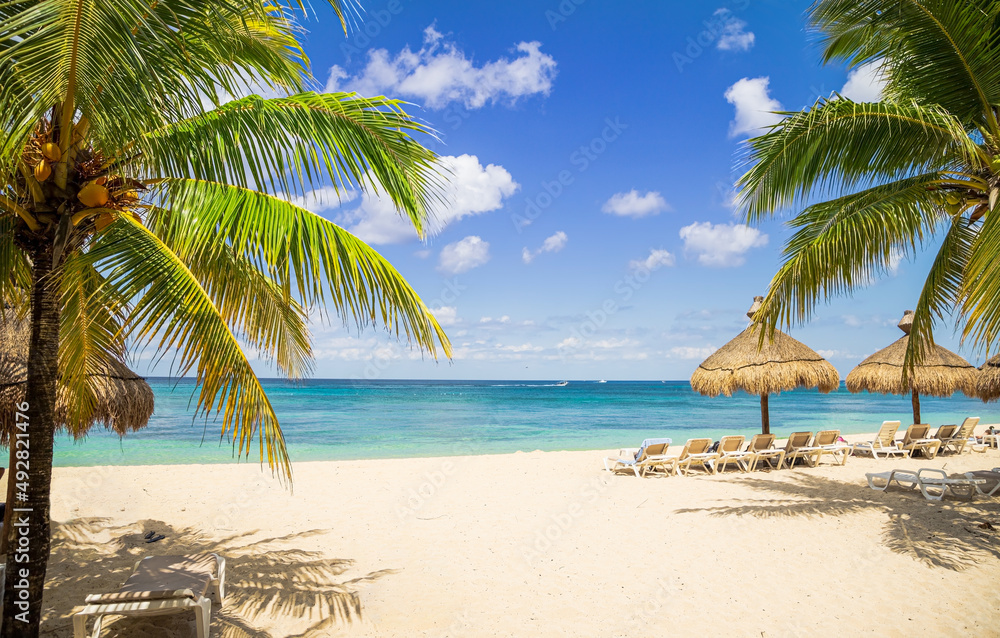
[37, 427, 1000, 636]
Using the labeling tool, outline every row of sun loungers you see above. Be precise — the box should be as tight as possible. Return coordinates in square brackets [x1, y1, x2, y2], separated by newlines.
[606, 417, 987, 478]
[866, 467, 1000, 501]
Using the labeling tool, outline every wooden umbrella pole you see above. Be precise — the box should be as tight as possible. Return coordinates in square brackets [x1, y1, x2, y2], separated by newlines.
[761, 393, 770, 435]
[911, 388, 921, 425]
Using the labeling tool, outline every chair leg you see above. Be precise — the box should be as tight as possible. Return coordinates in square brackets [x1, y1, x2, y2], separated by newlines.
[195, 598, 211, 638]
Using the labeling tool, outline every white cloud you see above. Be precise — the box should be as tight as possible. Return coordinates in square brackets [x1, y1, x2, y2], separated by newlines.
[841, 60, 886, 102]
[341, 154, 518, 244]
[725, 77, 783, 138]
[327, 25, 557, 109]
[282, 186, 357, 213]
[679, 222, 768, 267]
[715, 9, 755, 52]
[628, 249, 675, 272]
[601, 190, 670, 218]
[522, 230, 568, 263]
[669, 346, 717, 360]
[438, 235, 491, 274]
[431, 306, 458, 327]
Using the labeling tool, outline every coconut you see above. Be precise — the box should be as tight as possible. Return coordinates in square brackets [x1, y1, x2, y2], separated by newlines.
[33, 161, 51, 182]
[41, 142, 61, 162]
[77, 182, 109, 208]
[945, 193, 961, 206]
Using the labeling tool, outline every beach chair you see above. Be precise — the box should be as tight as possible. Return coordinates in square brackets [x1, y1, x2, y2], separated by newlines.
[781, 431, 818, 468]
[745, 433, 785, 471]
[73, 553, 225, 638]
[963, 468, 1000, 497]
[940, 417, 980, 454]
[867, 468, 985, 501]
[805, 429, 850, 466]
[604, 438, 673, 477]
[852, 421, 906, 459]
[715, 435, 753, 473]
[670, 438, 719, 476]
[899, 424, 941, 458]
[932, 424, 959, 451]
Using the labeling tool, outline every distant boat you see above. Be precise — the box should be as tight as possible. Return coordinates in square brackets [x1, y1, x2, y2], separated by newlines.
[555, 381, 569, 387]
[597, 379, 607, 383]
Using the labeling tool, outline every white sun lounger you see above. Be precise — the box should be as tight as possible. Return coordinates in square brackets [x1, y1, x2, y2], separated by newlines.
[963, 468, 1000, 497]
[940, 417, 980, 454]
[867, 468, 985, 501]
[852, 421, 907, 459]
[73, 553, 225, 638]
[604, 438, 673, 477]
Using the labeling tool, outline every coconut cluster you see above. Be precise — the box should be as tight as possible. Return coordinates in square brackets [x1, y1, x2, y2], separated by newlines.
[20, 120, 145, 233]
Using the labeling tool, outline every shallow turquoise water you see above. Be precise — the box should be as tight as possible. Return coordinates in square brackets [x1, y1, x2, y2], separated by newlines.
[52, 379, 998, 467]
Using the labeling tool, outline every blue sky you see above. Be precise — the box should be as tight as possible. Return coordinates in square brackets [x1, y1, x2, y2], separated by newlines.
[148, 0, 987, 381]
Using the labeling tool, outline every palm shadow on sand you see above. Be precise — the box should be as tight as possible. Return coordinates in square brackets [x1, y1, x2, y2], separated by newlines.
[41, 518, 396, 637]
[674, 473, 1000, 571]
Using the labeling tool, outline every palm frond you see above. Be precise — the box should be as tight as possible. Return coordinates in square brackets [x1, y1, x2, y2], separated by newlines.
[960, 207, 1000, 354]
[140, 92, 445, 235]
[754, 173, 944, 330]
[158, 214, 315, 379]
[810, 0, 1000, 135]
[58, 251, 130, 434]
[86, 217, 291, 479]
[152, 178, 451, 359]
[904, 215, 976, 372]
[737, 98, 976, 222]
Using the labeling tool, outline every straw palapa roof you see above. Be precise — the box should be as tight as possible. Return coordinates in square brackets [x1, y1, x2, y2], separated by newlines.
[690, 298, 840, 398]
[0, 313, 154, 445]
[845, 311, 977, 398]
[977, 354, 1000, 402]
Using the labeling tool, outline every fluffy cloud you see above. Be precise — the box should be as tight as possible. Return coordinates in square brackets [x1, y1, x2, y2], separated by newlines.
[522, 231, 568, 263]
[715, 9, 755, 52]
[601, 190, 670, 218]
[282, 186, 357, 213]
[430, 306, 459, 327]
[841, 60, 886, 102]
[340, 154, 518, 244]
[725, 77, 783, 138]
[438, 236, 491, 274]
[679, 222, 768, 267]
[669, 346, 717, 360]
[327, 25, 557, 109]
[628, 249, 675, 272]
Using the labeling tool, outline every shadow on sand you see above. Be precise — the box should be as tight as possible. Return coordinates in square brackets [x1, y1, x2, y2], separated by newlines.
[41, 518, 395, 637]
[674, 473, 1000, 571]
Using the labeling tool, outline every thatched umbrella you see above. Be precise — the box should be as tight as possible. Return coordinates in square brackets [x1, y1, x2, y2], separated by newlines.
[0, 315, 154, 443]
[845, 310, 977, 424]
[0, 313, 154, 552]
[977, 354, 1000, 402]
[690, 296, 840, 434]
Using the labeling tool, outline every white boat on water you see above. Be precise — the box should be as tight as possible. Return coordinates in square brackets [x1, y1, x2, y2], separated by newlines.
[597, 379, 607, 383]
[555, 381, 569, 387]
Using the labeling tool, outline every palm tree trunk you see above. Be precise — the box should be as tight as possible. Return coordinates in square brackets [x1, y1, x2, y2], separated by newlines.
[911, 388, 921, 425]
[2, 242, 59, 638]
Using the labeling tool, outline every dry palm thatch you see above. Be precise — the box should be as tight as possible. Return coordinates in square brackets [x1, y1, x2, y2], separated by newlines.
[0, 314, 154, 446]
[690, 297, 840, 434]
[845, 310, 977, 424]
[976, 354, 1000, 403]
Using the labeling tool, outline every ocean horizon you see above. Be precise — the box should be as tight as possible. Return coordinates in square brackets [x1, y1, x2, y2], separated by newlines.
[51, 378, 998, 468]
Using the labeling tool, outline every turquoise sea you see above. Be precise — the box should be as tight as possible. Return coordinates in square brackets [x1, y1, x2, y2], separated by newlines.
[53, 379, 998, 467]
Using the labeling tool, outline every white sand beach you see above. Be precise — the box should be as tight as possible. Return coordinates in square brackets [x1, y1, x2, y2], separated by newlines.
[33, 430, 1000, 637]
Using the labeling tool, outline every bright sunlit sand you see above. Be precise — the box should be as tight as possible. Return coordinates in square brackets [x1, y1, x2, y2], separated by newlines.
[34, 429, 1000, 637]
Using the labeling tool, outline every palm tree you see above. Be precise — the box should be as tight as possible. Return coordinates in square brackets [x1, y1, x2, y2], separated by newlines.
[737, 0, 1000, 372]
[0, 0, 451, 634]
